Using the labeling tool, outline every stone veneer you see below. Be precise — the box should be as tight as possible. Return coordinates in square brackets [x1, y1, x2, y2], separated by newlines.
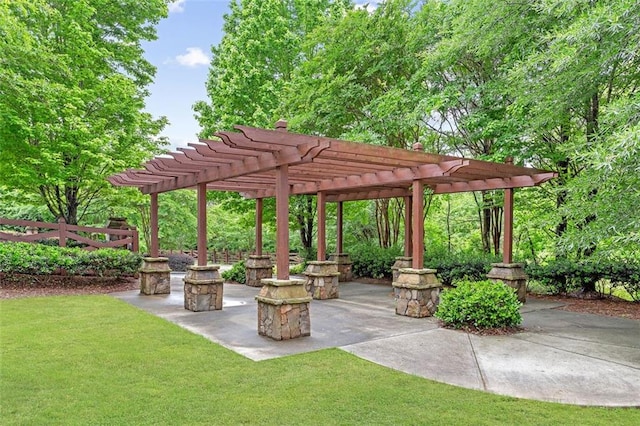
[256, 278, 311, 340]
[183, 265, 224, 312]
[245, 255, 273, 287]
[328, 253, 353, 282]
[139, 257, 171, 295]
[304, 261, 340, 299]
[393, 268, 441, 318]
[487, 262, 528, 303]
[391, 256, 413, 282]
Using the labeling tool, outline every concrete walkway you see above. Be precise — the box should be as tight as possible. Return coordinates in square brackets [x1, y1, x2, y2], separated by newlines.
[112, 273, 640, 407]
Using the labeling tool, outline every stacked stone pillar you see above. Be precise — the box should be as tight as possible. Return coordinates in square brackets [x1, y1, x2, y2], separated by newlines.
[183, 265, 224, 311]
[391, 256, 413, 282]
[245, 255, 273, 287]
[328, 253, 353, 282]
[139, 257, 171, 295]
[304, 261, 340, 300]
[393, 268, 441, 318]
[256, 279, 311, 340]
[487, 263, 528, 303]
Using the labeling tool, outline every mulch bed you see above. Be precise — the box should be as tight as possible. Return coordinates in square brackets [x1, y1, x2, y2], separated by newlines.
[0, 273, 139, 299]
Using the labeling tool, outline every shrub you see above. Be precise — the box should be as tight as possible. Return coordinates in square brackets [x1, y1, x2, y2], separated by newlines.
[435, 280, 522, 329]
[165, 253, 195, 272]
[426, 252, 498, 287]
[350, 244, 402, 279]
[222, 260, 246, 283]
[0, 242, 141, 277]
[289, 262, 306, 275]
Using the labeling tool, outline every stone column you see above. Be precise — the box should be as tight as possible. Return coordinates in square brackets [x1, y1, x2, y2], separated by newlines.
[256, 279, 311, 340]
[393, 268, 441, 318]
[328, 253, 353, 282]
[245, 255, 273, 287]
[391, 256, 413, 283]
[183, 265, 224, 311]
[304, 261, 340, 300]
[487, 263, 527, 303]
[139, 257, 171, 295]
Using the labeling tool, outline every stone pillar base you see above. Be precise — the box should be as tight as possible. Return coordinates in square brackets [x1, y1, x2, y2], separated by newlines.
[183, 265, 224, 311]
[245, 255, 273, 287]
[391, 256, 413, 283]
[139, 257, 172, 295]
[392, 268, 441, 318]
[256, 279, 311, 340]
[328, 253, 353, 282]
[487, 263, 527, 303]
[304, 261, 340, 300]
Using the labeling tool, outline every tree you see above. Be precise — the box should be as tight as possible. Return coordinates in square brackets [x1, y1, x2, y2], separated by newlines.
[0, 0, 168, 225]
[194, 0, 350, 254]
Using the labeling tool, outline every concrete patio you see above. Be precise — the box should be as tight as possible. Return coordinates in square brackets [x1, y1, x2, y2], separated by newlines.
[112, 272, 640, 407]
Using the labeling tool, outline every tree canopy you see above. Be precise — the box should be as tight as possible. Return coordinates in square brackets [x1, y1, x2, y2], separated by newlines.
[0, 0, 169, 224]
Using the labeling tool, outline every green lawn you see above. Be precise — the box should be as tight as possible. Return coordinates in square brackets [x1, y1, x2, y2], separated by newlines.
[1, 296, 638, 425]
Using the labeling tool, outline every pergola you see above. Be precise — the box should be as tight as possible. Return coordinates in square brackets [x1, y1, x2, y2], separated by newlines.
[109, 120, 557, 280]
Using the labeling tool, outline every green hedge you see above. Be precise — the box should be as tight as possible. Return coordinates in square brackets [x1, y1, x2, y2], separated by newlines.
[526, 259, 640, 301]
[0, 242, 142, 277]
[222, 260, 246, 283]
[425, 252, 499, 287]
[350, 244, 402, 279]
[435, 280, 522, 329]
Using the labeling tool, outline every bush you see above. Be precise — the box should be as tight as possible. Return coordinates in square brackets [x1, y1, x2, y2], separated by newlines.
[222, 260, 246, 283]
[426, 252, 498, 287]
[526, 258, 640, 300]
[435, 280, 522, 329]
[0, 242, 141, 277]
[165, 253, 195, 272]
[350, 244, 402, 279]
[289, 262, 306, 275]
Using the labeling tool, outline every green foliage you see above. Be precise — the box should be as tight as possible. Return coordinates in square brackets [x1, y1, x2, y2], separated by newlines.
[222, 260, 246, 284]
[289, 262, 306, 275]
[424, 250, 499, 286]
[435, 280, 523, 329]
[526, 259, 640, 301]
[0, 0, 168, 225]
[0, 242, 141, 277]
[350, 243, 402, 279]
[165, 253, 195, 272]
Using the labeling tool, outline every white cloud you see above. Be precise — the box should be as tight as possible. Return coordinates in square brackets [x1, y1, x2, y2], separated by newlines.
[175, 47, 210, 67]
[354, 1, 381, 13]
[168, 0, 187, 14]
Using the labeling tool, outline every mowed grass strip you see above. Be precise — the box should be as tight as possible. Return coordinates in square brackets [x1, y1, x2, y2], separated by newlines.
[1, 296, 638, 425]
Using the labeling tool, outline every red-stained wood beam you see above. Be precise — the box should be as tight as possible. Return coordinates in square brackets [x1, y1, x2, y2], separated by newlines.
[256, 198, 263, 256]
[404, 196, 412, 257]
[150, 192, 159, 257]
[325, 188, 412, 202]
[336, 201, 343, 254]
[197, 183, 207, 266]
[412, 181, 424, 269]
[317, 192, 326, 261]
[276, 165, 289, 280]
[503, 158, 514, 264]
[432, 172, 557, 194]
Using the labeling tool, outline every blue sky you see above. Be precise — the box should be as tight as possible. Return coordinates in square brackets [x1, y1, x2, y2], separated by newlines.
[143, 0, 378, 151]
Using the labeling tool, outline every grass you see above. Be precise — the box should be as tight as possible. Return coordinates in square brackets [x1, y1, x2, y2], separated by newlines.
[1, 296, 639, 425]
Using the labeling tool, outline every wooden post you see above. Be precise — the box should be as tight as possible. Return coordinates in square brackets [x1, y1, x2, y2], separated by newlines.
[404, 196, 412, 257]
[150, 192, 159, 257]
[336, 201, 343, 254]
[317, 191, 326, 261]
[58, 217, 67, 248]
[276, 164, 289, 280]
[256, 198, 263, 256]
[197, 182, 207, 266]
[503, 157, 514, 264]
[412, 181, 424, 269]
[131, 227, 139, 253]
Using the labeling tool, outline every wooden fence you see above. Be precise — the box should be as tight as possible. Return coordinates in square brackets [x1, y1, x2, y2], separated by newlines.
[0, 217, 139, 252]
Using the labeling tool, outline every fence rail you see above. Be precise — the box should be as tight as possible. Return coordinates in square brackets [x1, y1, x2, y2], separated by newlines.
[0, 217, 139, 252]
[162, 249, 303, 265]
